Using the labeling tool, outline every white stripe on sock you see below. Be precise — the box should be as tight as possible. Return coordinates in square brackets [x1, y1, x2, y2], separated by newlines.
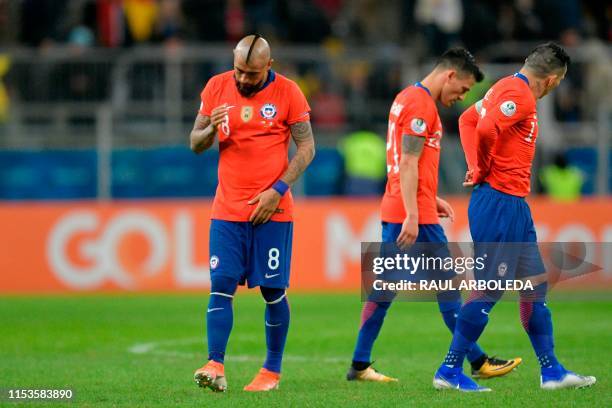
[210, 292, 234, 298]
[265, 293, 286, 304]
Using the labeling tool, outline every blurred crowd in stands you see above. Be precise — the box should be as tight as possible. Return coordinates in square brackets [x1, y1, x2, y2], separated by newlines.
[1, 1, 609, 50]
[0, 1, 609, 199]
[0, 1, 609, 123]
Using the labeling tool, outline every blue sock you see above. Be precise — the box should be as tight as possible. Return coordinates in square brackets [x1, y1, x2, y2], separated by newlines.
[520, 284, 559, 369]
[352, 301, 392, 363]
[444, 294, 497, 369]
[207, 276, 238, 364]
[261, 287, 290, 373]
[437, 293, 486, 364]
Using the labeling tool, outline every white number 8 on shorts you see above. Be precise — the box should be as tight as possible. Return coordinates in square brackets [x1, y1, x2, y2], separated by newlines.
[268, 248, 280, 270]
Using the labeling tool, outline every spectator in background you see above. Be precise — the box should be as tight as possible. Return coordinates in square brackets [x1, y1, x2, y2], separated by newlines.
[0, 55, 9, 122]
[535, 0, 582, 43]
[19, 0, 68, 47]
[336, 0, 402, 46]
[343, 61, 371, 125]
[225, 0, 246, 42]
[97, 0, 125, 47]
[286, 0, 331, 43]
[66, 0, 96, 49]
[581, 0, 610, 42]
[553, 25, 585, 122]
[540, 153, 584, 201]
[415, 0, 463, 56]
[54, 1, 108, 104]
[497, 0, 543, 42]
[310, 81, 346, 130]
[243, 0, 283, 41]
[0, 0, 11, 45]
[181, 0, 226, 42]
[154, 0, 184, 45]
[338, 129, 386, 196]
[314, 0, 343, 21]
[580, 35, 612, 121]
[460, 0, 499, 54]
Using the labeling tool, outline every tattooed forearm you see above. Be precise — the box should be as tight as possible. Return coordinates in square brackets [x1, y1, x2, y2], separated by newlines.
[399, 134, 421, 220]
[281, 121, 316, 186]
[190, 114, 216, 154]
[401, 134, 425, 156]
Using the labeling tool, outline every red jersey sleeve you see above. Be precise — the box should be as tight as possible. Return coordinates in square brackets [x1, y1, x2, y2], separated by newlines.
[286, 81, 311, 124]
[483, 87, 532, 132]
[476, 87, 533, 178]
[458, 103, 480, 171]
[198, 77, 218, 116]
[399, 94, 432, 138]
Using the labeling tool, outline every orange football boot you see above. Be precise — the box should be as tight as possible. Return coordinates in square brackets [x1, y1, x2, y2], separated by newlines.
[194, 360, 227, 392]
[243, 368, 280, 392]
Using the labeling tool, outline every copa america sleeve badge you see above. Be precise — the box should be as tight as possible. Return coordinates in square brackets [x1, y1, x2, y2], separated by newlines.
[410, 118, 427, 134]
[500, 100, 517, 117]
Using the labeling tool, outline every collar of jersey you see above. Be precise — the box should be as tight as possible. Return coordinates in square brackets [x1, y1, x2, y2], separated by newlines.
[414, 82, 432, 96]
[258, 69, 276, 93]
[513, 72, 529, 85]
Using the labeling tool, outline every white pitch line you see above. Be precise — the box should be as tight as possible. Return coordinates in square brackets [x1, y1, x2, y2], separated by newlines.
[127, 338, 347, 363]
[128, 337, 202, 354]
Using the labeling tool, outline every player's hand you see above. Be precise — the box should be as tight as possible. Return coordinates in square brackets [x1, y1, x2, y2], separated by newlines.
[396, 215, 418, 250]
[462, 168, 483, 187]
[248, 188, 282, 225]
[436, 197, 455, 221]
[210, 104, 229, 130]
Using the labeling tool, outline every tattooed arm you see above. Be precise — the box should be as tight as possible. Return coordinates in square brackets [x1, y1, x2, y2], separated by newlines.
[189, 104, 229, 154]
[189, 114, 214, 153]
[396, 135, 425, 249]
[281, 120, 316, 185]
[248, 120, 316, 225]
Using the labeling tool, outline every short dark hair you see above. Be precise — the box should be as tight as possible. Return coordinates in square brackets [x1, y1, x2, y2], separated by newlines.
[436, 48, 484, 82]
[524, 42, 570, 77]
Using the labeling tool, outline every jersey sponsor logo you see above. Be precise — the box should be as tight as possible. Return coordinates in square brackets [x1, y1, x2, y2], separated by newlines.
[410, 118, 427, 134]
[260, 103, 277, 119]
[500, 100, 517, 117]
[241, 106, 253, 122]
[265, 273, 280, 279]
[210, 255, 219, 270]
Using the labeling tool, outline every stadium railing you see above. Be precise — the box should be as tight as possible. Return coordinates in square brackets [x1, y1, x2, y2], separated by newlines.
[0, 44, 609, 199]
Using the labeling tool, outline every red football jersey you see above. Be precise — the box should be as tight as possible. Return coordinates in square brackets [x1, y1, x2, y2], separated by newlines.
[381, 84, 442, 224]
[462, 74, 538, 196]
[199, 70, 311, 221]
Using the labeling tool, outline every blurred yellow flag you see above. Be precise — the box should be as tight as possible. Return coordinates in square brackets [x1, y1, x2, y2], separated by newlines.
[123, 0, 158, 42]
[0, 54, 10, 122]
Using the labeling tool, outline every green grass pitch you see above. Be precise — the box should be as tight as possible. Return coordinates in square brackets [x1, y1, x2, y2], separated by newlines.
[1, 293, 610, 407]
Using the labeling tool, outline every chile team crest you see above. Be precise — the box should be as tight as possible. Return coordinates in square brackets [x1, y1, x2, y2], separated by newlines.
[260, 103, 277, 119]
